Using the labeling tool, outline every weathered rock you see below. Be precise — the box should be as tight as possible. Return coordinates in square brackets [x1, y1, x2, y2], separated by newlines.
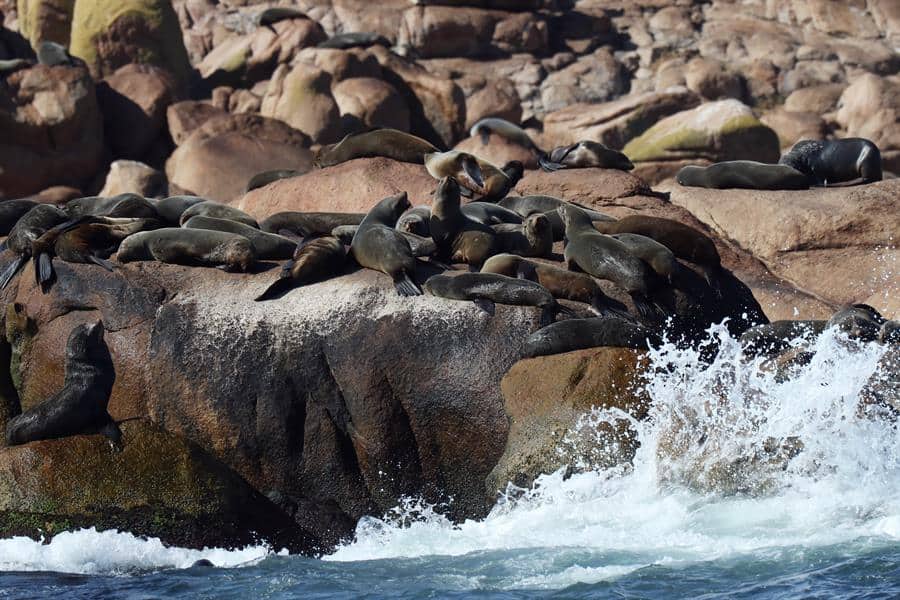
[69, 0, 192, 89]
[0, 64, 104, 199]
[295, 46, 382, 83]
[332, 77, 410, 132]
[260, 63, 342, 145]
[760, 107, 827, 149]
[487, 347, 649, 493]
[783, 83, 846, 114]
[166, 99, 227, 146]
[166, 112, 313, 203]
[622, 99, 780, 164]
[835, 74, 900, 172]
[462, 76, 521, 131]
[237, 157, 435, 218]
[99, 159, 167, 198]
[514, 167, 651, 202]
[16, 0, 74, 48]
[539, 48, 627, 113]
[684, 57, 744, 101]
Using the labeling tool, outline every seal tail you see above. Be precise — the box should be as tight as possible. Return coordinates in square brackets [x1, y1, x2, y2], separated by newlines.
[394, 272, 422, 297]
[0, 256, 25, 290]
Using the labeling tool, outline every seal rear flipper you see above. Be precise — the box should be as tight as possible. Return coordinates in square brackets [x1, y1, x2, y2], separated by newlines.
[462, 156, 484, 189]
[393, 272, 422, 297]
[89, 256, 115, 272]
[0, 255, 25, 290]
[538, 155, 563, 172]
[473, 298, 495, 315]
[36, 253, 54, 292]
[479, 129, 490, 145]
[255, 277, 293, 301]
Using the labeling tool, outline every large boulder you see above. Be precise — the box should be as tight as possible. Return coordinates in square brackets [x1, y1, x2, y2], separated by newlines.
[166, 112, 313, 203]
[166, 99, 227, 146]
[332, 77, 410, 132]
[0, 64, 105, 199]
[260, 63, 343, 145]
[539, 48, 628, 113]
[16, 0, 74, 47]
[514, 167, 652, 202]
[98, 159, 166, 197]
[455, 132, 539, 170]
[835, 74, 900, 173]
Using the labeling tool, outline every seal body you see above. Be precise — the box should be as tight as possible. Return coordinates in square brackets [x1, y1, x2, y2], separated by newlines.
[255, 236, 347, 301]
[318, 32, 390, 49]
[740, 320, 827, 357]
[334, 225, 436, 257]
[469, 118, 540, 152]
[245, 169, 303, 193]
[315, 129, 439, 168]
[260, 211, 365, 238]
[499, 195, 615, 241]
[827, 304, 885, 342]
[350, 192, 422, 296]
[0, 204, 68, 289]
[256, 7, 308, 26]
[179, 201, 259, 228]
[540, 141, 634, 172]
[677, 161, 810, 190]
[492, 213, 553, 258]
[424, 150, 510, 198]
[6, 321, 117, 445]
[396, 206, 432, 237]
[522, 316, 659, 358]
[460, 202, 522, 226]
[779, 138, 882, 186]
[183, 215, 296, 259]
[430, 176, 497, 265]
[0, 200, 38, 236]
[117, 228, 256, 271]
[66, 193, 160, 219]
[608, 233, 680, 283]
[154, 195, 206, 225]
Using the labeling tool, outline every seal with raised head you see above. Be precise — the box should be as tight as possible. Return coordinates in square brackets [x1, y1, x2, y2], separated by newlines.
[260, 211, 366, 238]
[0, 204, 68, 289]
[6, 321, 120, 447]
[0, 199, 37, 236]
[117, 228, 256, 272]
[423, 272, 569, 326]
[351, 192, 422, 296]
[154, 195, 206, 225]
[66, 193, 160, 220]
[317, 32, 391, 50]
[430, 176, 497, 266]
[779, 138, 882, 187]
[481, 253, 631, 318]
[677, 161, 810, 190]
[491, 213, 553, 258]
[540, 141, 634, 172]
[740, 320, 828, 358]
[827, 304, 886, 342]
[245, 169, 303, 193]
[469, 118, 541, 154]
[522, 315, 660, 358]
[179, 201, 259, 228]
[315, 129, 439, 168]
[424, 150, 512, 198]
[560, 204, 665, 322]
[183, 215, 296, 260]
[499, 195, 615, 241]
[255, 236, 348, 301]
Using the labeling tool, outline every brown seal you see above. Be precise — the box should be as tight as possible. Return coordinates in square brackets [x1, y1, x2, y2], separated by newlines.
[183, 215, 296, 260]
[245, 169, 303, 193]
[470, 118, 541, 153]
[154, 195, 206, 225]
[827, 304, 886, 342]
[561, 205, 665, 322]
[491, 213, 553, 258]
[483, 160, 524, 201]
[523, 316, 660, 358]
[315, 129, 439, 168]
[117, 228, 256, 272]
[396, 206, 432, 237]
[608, 233, 681, 284]
[179, 201, 259, 228]
[540, 141, 634, 172]
[260, 212, 366, 238]
[499, 195, 615, 241]
[740, 320, 827, 358]
[350, 192, 422, 296]
[332, 225, 437, 258]
[424, 150, 511, 198]
[677, 161, 809, 190]
[255, 236, 348, 301]
[430, 176, 497, 266]
[0, 200, 38, 236]
[459, 202, 522, 226]
[0, 204, 69, 289]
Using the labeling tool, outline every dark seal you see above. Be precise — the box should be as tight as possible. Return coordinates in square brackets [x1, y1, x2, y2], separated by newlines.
[255, 236, 347, 301]
[522, 316, 660, 358]
[778, 138, 882, 187]
[676, 161, 810, 190]
[540, 141, 634, 172]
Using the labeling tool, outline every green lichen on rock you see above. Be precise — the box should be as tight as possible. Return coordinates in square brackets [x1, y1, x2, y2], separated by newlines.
[69, 0, 191, 88]
[17, 0, 77, 48]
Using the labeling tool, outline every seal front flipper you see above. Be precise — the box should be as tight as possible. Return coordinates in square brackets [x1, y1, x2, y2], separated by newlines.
[393, 272, 422, 297]
[462, 156, 484, 189]
[89, 256, 116, 272]
[36, 253, 54, 292]
[538, 155, 563, 172]
[473, 298, 495, 315]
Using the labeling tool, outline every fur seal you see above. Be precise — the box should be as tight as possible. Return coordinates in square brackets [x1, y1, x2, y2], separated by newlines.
[592, 215, 722, 292]
[0, 200, 38, 236]
[350, 192, 422, 296]
[396, 206, 432, 237]
[424, 151, 517, 199]
[491, 214, 553, 258]
[481, 254, 630, 318]
[154, 195, 206, 225]
[179, 201, 258, 228]
[260, 211, 366, 238]
[430, 176, 497, 265]
[740, 320, 827, 358]
[469, 118, 541, 153]
[483, 160, 524, 201]
[560, 205, 664, 322]
[315, 129, 439, 168]
[255, 7, 308, 27]
[317, 32, 391, 50]
[255, 236, 347, 301]
[827, 304, 885, 342]
[677, 161, 810, 190]
[333, 224, 437, 257]
[117, 228, 256, 272]
[6, 321, 119, 447]
[423, 272, 568, 326]
[0, 58, 33, 75]
[0, 204, 68, 289]
[523, 315, 660, 358]
[459, 202, 522, 226]
[245, 169, 303, 193]
[540, 141, 634, 172]
[608, 233, 681, 284]
[183, 215, 296, 260]
[779, 138, 882, 187]
[66, 193, 160, 220]
[498, 195, 615, 241]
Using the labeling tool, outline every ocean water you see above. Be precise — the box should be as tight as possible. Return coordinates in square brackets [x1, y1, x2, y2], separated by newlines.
[0, 324, 897, 599]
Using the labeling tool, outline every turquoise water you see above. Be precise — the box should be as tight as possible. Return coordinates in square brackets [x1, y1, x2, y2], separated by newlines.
[0, 325, 897, 599]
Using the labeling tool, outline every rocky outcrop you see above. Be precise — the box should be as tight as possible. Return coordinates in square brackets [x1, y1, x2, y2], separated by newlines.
[332, 77, 410, 132]
[260, 63, 342, 144]
[16, 0, 74, 48]
[98, 159, 166, 197]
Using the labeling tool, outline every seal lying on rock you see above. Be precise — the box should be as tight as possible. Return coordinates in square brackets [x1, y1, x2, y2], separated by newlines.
[522, 316, 660, 358]
[261, 212, 366, 238]
[332, 225, 436, 257]
[778, 138, 882, 187]
[6, 321, 119, 447]
[740, 320, 828, 358]
[827, 304, 886, 342]
[0, 204, 69, 289]
[470, 118, 541, 154]
[154, 195, 206, 225]
[0, 200, 38, 236]
[315, 129, 439, 168]
[183, 216, 296, 260]
[499, 195, 615, 241]
[351, 192, 422, 296]
[255, 236, 347, 301]
[539, 141, 634, 172]
[66, 193, 160, 220]
[245, 169, 303, 193]
[179, 201, 259, 228]
[117, 228, 256, 272]
[676, 161, 810, 190]
[491, 214, 553, 258]
[317, 32, 391, 50]
[423, 272, 569, 326]
[608, 233, 681, 285]
[460, 202, 522, 226]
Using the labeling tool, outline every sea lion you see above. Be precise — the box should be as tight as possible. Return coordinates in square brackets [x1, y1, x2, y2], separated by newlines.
[608, 233, 681, 284]
[779, 138, 882, 187]
[260, 211, 366, 238]
[498, 195, 615, 241]
[117, 228, 256, 272]
[481, 254, 630, 318]
[827, 304, 885, 342]
[491, 213, 553, 258]
[522, 315, 660, 358]
[423, 272, 568, 326]
[430, 176, 497, 265]
[0, 204, 68, 289]
[592, 215, 722, 293]
[255, 7, 308, 27]
[676, 161, 810, 190]
[183, 215, 296, 260]
[483, 160, 524, 201]
[350, 192, 422, 296]
[0, 58, 33, 75]
[560, 205, 664, 322]
[255, 236, 347, 301]
[179, 201, 258, 228]
[333, 225, 436, 257]
[154, 195, 206, 225]
[0, 199, 38, 236]
[6, 321, 119, 447]
[740, 320, 828, 357]
[469, 118, 541, 153]
[245, 169, 303, 193]
[459, 202, 522, 226]
[315, 129, 439, 168]
[396, 206, 432, 237]
[317, 32, 391, 50]
[424, 150, 510, 198]
[66, 193, 160, 220]
[539, 141, 634, 172]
